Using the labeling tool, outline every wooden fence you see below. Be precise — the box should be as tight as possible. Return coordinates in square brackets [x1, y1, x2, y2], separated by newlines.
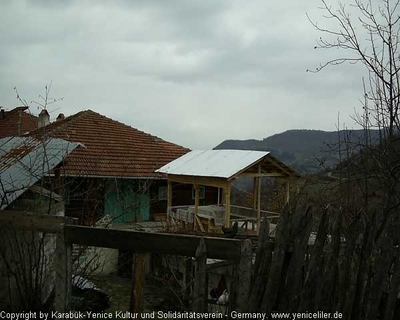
[3, 205, 400, 319]
[248, 204, 400, 320]
[0, 210, 250, 314]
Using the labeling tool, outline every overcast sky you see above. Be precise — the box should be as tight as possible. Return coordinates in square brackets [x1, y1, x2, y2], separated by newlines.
[0, 0, 368, 149]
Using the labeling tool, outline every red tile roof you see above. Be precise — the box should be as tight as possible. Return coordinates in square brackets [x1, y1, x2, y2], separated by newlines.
[0, 107, 38, 138]
[29, 110, 190, 178]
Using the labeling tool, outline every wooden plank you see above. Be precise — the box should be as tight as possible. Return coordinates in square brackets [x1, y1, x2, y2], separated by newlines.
[167, 181, 172, 215]
[239, 172, 287, 178]
[236, 239, 252, 312]
[54, 217, 73, 311]
[285, 179, 290, 204]
[261, 204, 290, 313]
[30, 185, 63, 202]
[383, 247, 400, 320]
[168, 174, 228, 189]
[252, 177, 257, 215]
[65, 225, 242, 262]
[265, 156, 294, 177]
[298, 206, 329, 312]
[221, 188, 226, 205]
[194, 184, 200, 230]
[129, 253, 147, 315]
[192, 238, 207, 312]
[0, 210, 68, 233]
[364, 224, 392, 320]
[279, 205, 312, 311]
[249, 218, 273, 311]
[185, 257, 193, 301]
[195, 215, 205, 233]
[225, 184, 231, 227]
[350, 210, 378, 320]
[257, 163, 261, 233]
[167, 181, 172, 225]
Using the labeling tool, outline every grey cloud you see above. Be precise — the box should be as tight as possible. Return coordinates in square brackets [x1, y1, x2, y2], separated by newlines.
[0, 0, 369, 149]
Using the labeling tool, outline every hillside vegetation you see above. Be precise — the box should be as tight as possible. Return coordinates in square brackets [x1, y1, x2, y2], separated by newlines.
[214, 129, 380, 173]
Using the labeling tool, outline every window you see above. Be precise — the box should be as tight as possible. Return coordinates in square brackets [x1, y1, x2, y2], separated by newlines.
[158, 185, 168, 200]
[192, 185, 205, 200]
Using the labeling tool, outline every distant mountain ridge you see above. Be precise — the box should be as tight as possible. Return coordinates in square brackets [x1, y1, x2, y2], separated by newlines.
[214, 129, 380, 173]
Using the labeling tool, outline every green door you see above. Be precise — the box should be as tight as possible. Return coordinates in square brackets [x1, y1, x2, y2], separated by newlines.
[104, 180, 150, 223]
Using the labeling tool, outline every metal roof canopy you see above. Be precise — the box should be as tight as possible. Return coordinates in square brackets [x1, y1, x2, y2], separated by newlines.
[0, 136, 81, 210]
[156, 150, 299, 182]
[156, 150, 299, 230]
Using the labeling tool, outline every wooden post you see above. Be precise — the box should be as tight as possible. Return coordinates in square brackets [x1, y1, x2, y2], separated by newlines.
[257, 163, 262, 233]
[194, 184, 200, 230]
[167, 180, 172, 223]
[252, 177, 257, 215]
[285, 179, 290, 204]
[54, 167, 62, 195]
[252, 177, 258, 231]
[54, 218, 73, 311]
[193, 238, 207, 312]
[185, 257, 193, 301]
[249, 218, 273, 311]
[257, 181, 261, 232]
[236, 239, 252, 312]
[225, 184, 231, 227]
[129, 253, 147, 315]
[261, 205, 290, 314]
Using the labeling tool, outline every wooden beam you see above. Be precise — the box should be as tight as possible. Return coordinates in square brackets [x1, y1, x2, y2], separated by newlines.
[129, 253, 147, 315]
[239, 172, 287, 178]
[54, 217, 74, 311]
[0, 210, 70, 233]
[221, 188, 226, 205]
[168, 174, 228, 189]
[167, 180, 172, 215]
[192, 238, 207, 312]
[257, 164, 261, 233]
[236, 239, 252, 312]
[265, 156, 294, 177]
[286, 179, 290, 204]
[252, 177, 257, 215]
[225, 183, 231, 227]
[65, 225, 242, 262]
[185, 257, 192, 301]
[195, 215, 205, 232]
[194, 184, 200, 230]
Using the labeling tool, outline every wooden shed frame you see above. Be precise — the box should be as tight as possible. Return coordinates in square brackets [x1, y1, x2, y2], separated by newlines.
[157, 150, 299, 231]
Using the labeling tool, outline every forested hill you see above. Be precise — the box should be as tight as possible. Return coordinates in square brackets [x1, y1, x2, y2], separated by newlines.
[214, 129, 380, 173]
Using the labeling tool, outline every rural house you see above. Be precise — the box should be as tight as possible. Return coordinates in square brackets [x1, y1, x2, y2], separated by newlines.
[27, 109, 218, 225]
[0, 135, 80, 310]
[0, 106, 37, 138]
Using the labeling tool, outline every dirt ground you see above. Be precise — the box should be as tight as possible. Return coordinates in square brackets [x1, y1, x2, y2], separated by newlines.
[90, 274, 185, 313]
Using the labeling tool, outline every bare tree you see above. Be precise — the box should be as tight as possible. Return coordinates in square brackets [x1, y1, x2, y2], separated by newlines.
[308, 0, 400, 138]
[304, 4, 400, 317]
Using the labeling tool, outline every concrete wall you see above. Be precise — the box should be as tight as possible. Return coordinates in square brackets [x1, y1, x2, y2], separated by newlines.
[0, 198, 64, 310]
[74, 247, 119, 276]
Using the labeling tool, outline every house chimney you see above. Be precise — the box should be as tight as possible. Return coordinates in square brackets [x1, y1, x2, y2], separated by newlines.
[38, 109, 50, 128]
[56, 113, 65, 121]
[0, 108, 4, 120]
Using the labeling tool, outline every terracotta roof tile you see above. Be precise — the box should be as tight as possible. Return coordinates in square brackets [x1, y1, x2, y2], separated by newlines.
[0, 107, 38, 138]
[29, 110, 190, 178]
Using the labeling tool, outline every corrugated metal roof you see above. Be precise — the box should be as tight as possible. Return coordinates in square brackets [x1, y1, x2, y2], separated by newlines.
[155, 150, 271, 179]
[0, 136, 80, 210]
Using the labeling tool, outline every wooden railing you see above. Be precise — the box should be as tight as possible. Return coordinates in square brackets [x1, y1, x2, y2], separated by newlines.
[0, 210, 251, 313]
